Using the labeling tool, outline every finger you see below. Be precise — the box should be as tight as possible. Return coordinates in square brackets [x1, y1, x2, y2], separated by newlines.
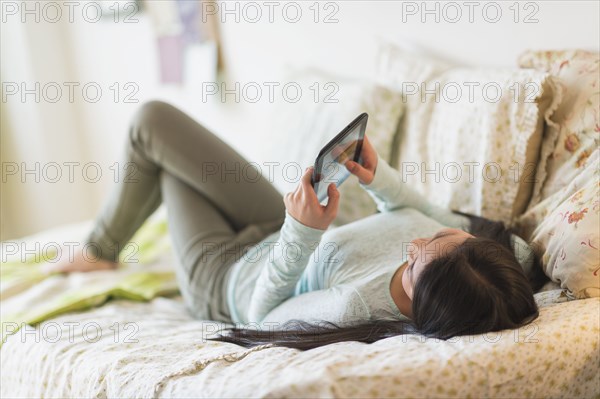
[324, 183, 340, 216]
[301, 166, 314, 190]
[297, 166, 321, 205]
[345, 160, 371, 182]
[363, 135, 374, 150]
[362, 136, 376, 158]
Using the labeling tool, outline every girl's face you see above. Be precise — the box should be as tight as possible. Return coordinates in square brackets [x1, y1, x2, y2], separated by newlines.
[402, 228, 474, 299]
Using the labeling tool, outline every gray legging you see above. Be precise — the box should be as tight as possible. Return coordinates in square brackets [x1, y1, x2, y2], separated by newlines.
[86, 101, 285, 322]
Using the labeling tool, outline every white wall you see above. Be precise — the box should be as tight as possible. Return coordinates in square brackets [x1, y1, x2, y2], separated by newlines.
[219, 1, 600, 81]
[216, 0, 600, 162]
[1, 0, 598, 239]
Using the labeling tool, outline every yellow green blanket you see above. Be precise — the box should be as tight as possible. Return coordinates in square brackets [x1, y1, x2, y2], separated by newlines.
[1, 213, 179, 344]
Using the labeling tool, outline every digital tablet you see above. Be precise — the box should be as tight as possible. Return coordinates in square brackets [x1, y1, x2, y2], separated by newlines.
[311, 113, 368, 202]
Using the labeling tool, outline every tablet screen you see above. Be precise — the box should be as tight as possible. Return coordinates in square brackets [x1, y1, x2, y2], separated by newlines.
[313, 114, 367, 202]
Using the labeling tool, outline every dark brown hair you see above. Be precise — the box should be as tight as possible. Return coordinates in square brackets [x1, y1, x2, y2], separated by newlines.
[210, 212, 545, 350]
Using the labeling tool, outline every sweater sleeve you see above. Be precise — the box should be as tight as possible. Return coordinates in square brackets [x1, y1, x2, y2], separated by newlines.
[247, 212, 326, 323]
[361, 154, 469, 229]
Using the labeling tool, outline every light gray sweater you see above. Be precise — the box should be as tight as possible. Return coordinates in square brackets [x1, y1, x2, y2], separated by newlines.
[226, 155, 534, 326]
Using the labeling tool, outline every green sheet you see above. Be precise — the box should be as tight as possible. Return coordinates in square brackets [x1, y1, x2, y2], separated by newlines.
[1, 215, 179, 344]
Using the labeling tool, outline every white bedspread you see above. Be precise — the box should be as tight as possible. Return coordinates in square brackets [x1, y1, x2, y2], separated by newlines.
[1, 288, 598, 398]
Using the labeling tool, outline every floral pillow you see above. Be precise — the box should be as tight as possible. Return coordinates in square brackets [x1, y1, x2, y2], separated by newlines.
[518, 149, 599, 299]
[513, 50, 599, 299]
[518, 50, 600, 206]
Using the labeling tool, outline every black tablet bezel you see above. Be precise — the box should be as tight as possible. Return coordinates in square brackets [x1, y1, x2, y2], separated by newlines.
[311, 112, 368, 199]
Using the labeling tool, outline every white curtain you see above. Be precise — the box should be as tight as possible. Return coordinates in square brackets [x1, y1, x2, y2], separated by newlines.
[1, 1, 220, 240]
[1, 15, 98, 240]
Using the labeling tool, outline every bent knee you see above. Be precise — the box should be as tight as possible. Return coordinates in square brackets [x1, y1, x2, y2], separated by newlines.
[131, 100, 177, 129]
[129, 100, 178, 146]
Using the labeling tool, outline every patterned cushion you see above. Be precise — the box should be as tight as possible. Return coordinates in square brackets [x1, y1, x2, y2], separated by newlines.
[265, 68, 404, 225]
[375, 42, 561, 225]
[513, 50, 600, 299]
[518, 50, 600, 206]
[517, 149, 599, 299]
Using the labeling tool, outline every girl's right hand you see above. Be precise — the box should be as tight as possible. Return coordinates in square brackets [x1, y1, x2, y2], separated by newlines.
[345, 135, 378, 185]
[284, 167, 339, 230]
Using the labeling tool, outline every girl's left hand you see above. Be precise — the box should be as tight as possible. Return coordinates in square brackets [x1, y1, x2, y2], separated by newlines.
[345, 135, 378, 185]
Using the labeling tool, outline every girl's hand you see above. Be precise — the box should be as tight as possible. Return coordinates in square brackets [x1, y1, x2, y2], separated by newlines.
[284, 167, 340, 230]
[345, 135, 378, 185]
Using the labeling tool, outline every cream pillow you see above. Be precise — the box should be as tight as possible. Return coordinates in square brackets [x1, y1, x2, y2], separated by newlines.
[375, 42, 560, 225]
[518, 149, 599, 299]
[265, 68, 404, 225]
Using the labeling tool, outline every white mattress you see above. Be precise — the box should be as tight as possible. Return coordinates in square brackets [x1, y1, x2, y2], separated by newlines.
[1, 288, 598, 398]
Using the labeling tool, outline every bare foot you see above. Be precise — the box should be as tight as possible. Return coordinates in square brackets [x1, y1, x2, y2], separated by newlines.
[41, 248, 118, 275]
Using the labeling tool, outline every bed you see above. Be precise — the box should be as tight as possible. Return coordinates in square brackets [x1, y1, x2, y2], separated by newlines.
[2, 285, 599, 398]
